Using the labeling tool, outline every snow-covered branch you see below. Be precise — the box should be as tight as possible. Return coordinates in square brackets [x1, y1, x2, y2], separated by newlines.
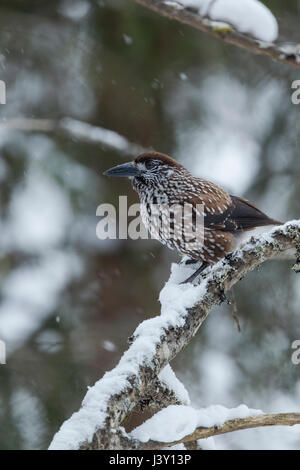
[70, 406, 300, 451]
[0, 118, 146, 156]
[131, 409, 300, 449]
[49, 221, 300, 450]
[134, 0, 300, 69]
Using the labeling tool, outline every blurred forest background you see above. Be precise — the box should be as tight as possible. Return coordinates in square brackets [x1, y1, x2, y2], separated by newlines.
[0, 0, 300, 450]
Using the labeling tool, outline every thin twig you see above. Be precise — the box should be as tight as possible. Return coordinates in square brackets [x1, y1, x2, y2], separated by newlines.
[228, 287, 241, 332]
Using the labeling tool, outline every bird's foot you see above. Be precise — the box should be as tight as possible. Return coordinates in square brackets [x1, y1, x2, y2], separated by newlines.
[179, 256, 198, 266]
[180, 262, 209, 284]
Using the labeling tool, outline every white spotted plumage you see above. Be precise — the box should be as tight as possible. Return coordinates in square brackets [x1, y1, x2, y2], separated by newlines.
[103, 151, 281, 267]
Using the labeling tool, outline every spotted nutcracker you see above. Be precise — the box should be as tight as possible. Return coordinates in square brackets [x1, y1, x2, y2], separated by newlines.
[104, 152, 281, 283]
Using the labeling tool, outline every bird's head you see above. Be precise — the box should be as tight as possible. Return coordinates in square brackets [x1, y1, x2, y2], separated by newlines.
[103, 152, 185, 187]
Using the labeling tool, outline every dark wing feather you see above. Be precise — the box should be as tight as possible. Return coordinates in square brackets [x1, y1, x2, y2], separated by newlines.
[204, 195, 282, 232]
[229, 195, 282, 230]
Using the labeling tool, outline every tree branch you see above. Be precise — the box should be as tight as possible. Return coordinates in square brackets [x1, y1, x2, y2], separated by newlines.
[128, 412, 300, 450]
[134, 0, 300, 69]
[137, 375, 186, 413]
[157, 412, 300, 449]
[0, 118, 146, 156]
[48, 221, 300, 450]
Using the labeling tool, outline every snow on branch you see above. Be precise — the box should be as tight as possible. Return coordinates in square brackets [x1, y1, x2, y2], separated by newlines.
[0, 118, 146, 156]
[134, 0, 300, 69]
[49, 221, 300, 450]
[131, 409, 300, 449]
[58, 118, 146, 156]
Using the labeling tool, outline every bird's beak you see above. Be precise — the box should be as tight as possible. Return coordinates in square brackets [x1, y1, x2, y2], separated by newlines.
[103, 162, 140, 177]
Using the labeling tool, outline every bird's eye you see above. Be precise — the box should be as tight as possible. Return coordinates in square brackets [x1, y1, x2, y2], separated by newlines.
[145, 160, 156, 170]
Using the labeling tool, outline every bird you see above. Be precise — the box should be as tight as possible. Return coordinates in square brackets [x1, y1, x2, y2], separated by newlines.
[104, 152, 282, 283]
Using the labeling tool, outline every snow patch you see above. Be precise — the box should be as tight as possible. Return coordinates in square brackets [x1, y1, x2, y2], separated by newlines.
[159, 364, 190, 405]
[131, 404, 263, 443]
[178, 0, 278, 42]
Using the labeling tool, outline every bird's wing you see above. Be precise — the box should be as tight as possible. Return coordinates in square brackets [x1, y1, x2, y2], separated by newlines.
[204, 195, 282, 232]
[168, 177, 281, 234]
